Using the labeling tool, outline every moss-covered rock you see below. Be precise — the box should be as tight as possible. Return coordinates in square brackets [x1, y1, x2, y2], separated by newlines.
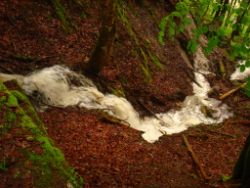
[0, 81, 83, 188]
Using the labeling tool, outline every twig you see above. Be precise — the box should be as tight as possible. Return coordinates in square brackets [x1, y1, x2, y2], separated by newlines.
[182, 135, 209, 180]
[206, 129, 236, 138]
[219, 82, 247, 100]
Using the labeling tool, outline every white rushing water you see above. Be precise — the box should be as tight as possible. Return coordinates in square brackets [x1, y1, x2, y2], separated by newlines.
[230, 60, 250, 81]
[1, 50, 239, 143]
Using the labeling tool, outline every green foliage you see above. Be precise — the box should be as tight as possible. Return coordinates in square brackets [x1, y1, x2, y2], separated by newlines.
[158, 0, 250, 55]
[204, 35, 219, 55]
[230, 36, 250, 61]
[158, 16, 168, 45]
[158, 0, 250, 97]
[158, 0, 192, 44]
[239, 60, 250, 72]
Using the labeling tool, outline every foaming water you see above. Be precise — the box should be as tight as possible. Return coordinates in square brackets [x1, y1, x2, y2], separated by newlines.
[0, 57, 233, 142]
[139, 72, 232, 142]
[230, 60, 250, 81]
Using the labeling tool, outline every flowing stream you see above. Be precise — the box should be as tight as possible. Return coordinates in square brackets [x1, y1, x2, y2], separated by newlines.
[1, 49, 248, 143]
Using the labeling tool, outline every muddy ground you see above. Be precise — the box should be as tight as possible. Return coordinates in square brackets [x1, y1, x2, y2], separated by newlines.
[0, 0, 249, 187]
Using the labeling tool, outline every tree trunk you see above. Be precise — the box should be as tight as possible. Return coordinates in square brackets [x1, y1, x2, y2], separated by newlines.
[233, 133, 250, 188]
[85, 0, 116, 76]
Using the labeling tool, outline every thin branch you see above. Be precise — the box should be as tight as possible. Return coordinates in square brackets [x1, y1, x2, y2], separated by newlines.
[219, 82, 247, 100]
[182, 134, 209, 180]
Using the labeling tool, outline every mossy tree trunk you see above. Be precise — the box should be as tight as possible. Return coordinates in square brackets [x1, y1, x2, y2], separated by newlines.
[85, 0, 116, 76]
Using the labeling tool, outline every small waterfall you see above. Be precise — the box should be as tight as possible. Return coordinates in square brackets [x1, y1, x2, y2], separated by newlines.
[2, 51, 246, 143]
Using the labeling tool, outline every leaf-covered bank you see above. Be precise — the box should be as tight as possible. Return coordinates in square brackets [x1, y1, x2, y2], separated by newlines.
[0, 0, 250, 187]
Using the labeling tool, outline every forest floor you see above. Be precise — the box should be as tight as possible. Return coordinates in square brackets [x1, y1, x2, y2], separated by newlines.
[0, 0, 250, 187]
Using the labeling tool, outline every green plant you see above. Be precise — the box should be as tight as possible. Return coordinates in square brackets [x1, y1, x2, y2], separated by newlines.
[158, 0, 250, 96]
[158, 0, 192, 45]
[0, 159, 8, 171]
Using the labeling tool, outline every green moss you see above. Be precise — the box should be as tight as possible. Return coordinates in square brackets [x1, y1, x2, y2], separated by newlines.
[20, 114, 37, 130]
[0, 95, 7, 103]
[6, 109, 16, 122]
[11, 90, 29, 102]
[28, 152, 53, 187]
[1, 108, 17, 133]
[0, 83, 83, 188]
[7, 94, 19, 107]
[0, 81, 6, 90]
[0, 96, 7, 110]
[116, 1, 140, 46]
[50, 0, 76, 33]
[111, 87, 125, 97]
[12, 90, 47, 132]
[116, 0, 165, 82]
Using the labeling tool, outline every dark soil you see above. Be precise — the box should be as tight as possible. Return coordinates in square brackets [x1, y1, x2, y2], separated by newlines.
[1, 0, 249, 187]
